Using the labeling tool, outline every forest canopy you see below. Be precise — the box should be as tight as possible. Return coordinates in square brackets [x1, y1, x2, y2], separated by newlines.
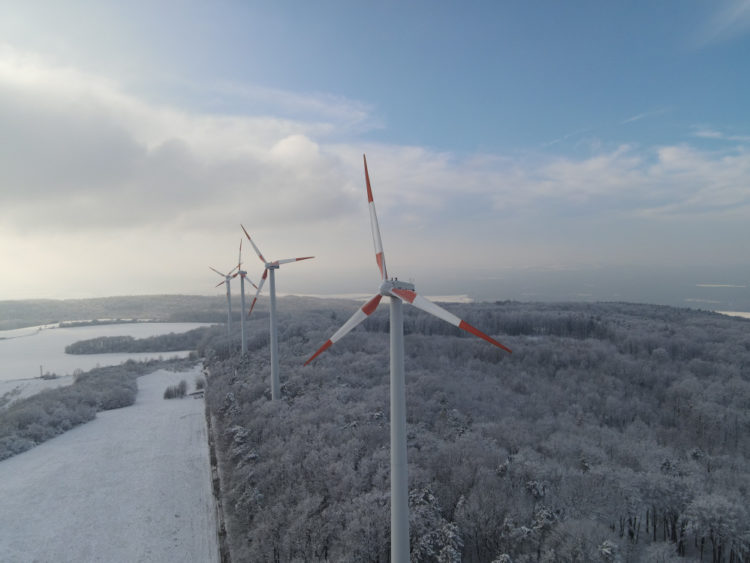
[201, 299, 750, 562]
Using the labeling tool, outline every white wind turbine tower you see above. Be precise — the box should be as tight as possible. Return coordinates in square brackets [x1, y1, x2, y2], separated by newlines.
[234, 239, 258, 355]
[209, 254, 240, 338]
[305, 154, 512, 563]
[241, 225, 314, 400]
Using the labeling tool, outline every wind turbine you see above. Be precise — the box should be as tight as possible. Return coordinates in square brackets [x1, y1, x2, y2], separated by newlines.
[241, 225, 314, 400]
[234, 239, 258, 355]
[209, 254, 240, 338]
[305, 154, 512, 563]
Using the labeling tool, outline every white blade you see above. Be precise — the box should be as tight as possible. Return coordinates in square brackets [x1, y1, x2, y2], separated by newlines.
[388, 288, 512, 354]
[304, 294, 383, 365]
[241, 224, 266, 264]
[248, 268, 268, 315]
[272, 256, 315, 266]
[364, 154, 387, 280]
[241, 273, 258, 290]
[209, 266, 226, 277]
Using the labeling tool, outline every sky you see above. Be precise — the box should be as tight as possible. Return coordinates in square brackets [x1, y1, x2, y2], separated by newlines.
[1, 1, 749, 309]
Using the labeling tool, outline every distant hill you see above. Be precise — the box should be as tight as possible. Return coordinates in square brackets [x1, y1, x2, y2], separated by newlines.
[0, 294, 363, 331]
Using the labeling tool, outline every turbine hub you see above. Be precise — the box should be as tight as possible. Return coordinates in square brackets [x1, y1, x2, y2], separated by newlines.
[379, 278, 415, 296]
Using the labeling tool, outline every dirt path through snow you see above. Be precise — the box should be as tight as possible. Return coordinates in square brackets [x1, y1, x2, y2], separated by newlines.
[0, 366, 219, 563]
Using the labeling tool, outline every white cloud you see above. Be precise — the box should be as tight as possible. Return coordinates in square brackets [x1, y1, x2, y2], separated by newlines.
[696, 0, 750, 45]
[211, 81, 382, 135]
[2, 44, 750, 299]
[620, 109, 669, 125]
[694, 128, 750, 142]
[0, 44, 363, 235]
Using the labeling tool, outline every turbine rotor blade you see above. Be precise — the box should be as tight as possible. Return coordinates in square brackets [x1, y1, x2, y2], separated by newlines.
[209, 266, 226, 277]
[215, 280, 226, 288]
[241, 224, 266, 264]
[388, 288, 512, 354]
[304, 294, 383, 365]
[273, 256, 315, 266]
[363, 154, 388, 280]
[237, 239, 243, 270]
[248, 268, 268, 315]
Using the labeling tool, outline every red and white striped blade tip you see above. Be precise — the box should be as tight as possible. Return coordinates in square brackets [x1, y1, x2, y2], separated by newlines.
[363, 154, 374, 203]
[389, 288, 512, 354]
[274, 256, 314, 266]
[247, 269, 268, 315]
[362, 155, 387, 280]
[304, 294, 382, 365]
[240, 224, 266, 263]
[248, 297, 258, 316]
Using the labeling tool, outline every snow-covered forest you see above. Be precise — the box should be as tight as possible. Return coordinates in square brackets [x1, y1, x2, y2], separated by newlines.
[201, 299, 750, 562]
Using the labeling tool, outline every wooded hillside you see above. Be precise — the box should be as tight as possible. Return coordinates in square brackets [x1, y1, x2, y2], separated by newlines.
[202, 300, 750, 562]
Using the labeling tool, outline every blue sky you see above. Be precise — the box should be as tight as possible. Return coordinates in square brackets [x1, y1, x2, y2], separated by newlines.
[1, 1, 749, 307]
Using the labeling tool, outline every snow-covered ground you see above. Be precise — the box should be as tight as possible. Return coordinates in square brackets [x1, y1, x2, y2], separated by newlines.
[0, 375, 75, 410]
[0, 366, 219, 563]
[0, 322, 208, 381]
[717, 310, 750, 319]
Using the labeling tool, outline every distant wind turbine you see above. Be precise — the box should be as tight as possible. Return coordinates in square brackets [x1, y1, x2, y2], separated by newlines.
[235, 239, 258, 355]
[305, 154, 512, 563]
[209, 254, 240, 338]
[241, 225, 314, 400]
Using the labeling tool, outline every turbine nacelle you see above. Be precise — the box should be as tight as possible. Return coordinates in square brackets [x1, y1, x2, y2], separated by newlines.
[379, 279, 414, 296]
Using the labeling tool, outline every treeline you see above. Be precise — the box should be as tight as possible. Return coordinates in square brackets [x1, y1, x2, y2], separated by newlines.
[59, 318, 148, 328]
[0, 294, 236, 330]
[0, 293, 347, 330]
[65, 327, 211, 355]
[201, 299, 750, 562]
[0, 358, 194, 461]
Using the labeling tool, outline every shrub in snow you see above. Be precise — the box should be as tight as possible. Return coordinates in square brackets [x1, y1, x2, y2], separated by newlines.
[0, 359, 170, 461]
[0, 435, 36, 461]
[163, 380, 188, 399]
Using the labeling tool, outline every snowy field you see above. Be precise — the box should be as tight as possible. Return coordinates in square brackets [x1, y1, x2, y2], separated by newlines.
[0, 374, 75, 410]
[717, 310, 750, 320]
[0, 366, 219, 563]
[0, 322, 208, 381]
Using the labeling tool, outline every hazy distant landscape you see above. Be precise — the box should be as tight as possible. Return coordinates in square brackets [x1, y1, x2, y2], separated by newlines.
[442, 264, 750, 314]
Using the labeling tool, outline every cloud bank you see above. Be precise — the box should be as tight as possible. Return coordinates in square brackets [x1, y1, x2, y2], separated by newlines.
[1, 45, 748, 299]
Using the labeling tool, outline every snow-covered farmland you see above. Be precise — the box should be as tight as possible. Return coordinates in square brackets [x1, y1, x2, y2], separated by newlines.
[0, 374, 75, 410]
[0, 322, 208, 381]
[0, 366, 219, 563]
